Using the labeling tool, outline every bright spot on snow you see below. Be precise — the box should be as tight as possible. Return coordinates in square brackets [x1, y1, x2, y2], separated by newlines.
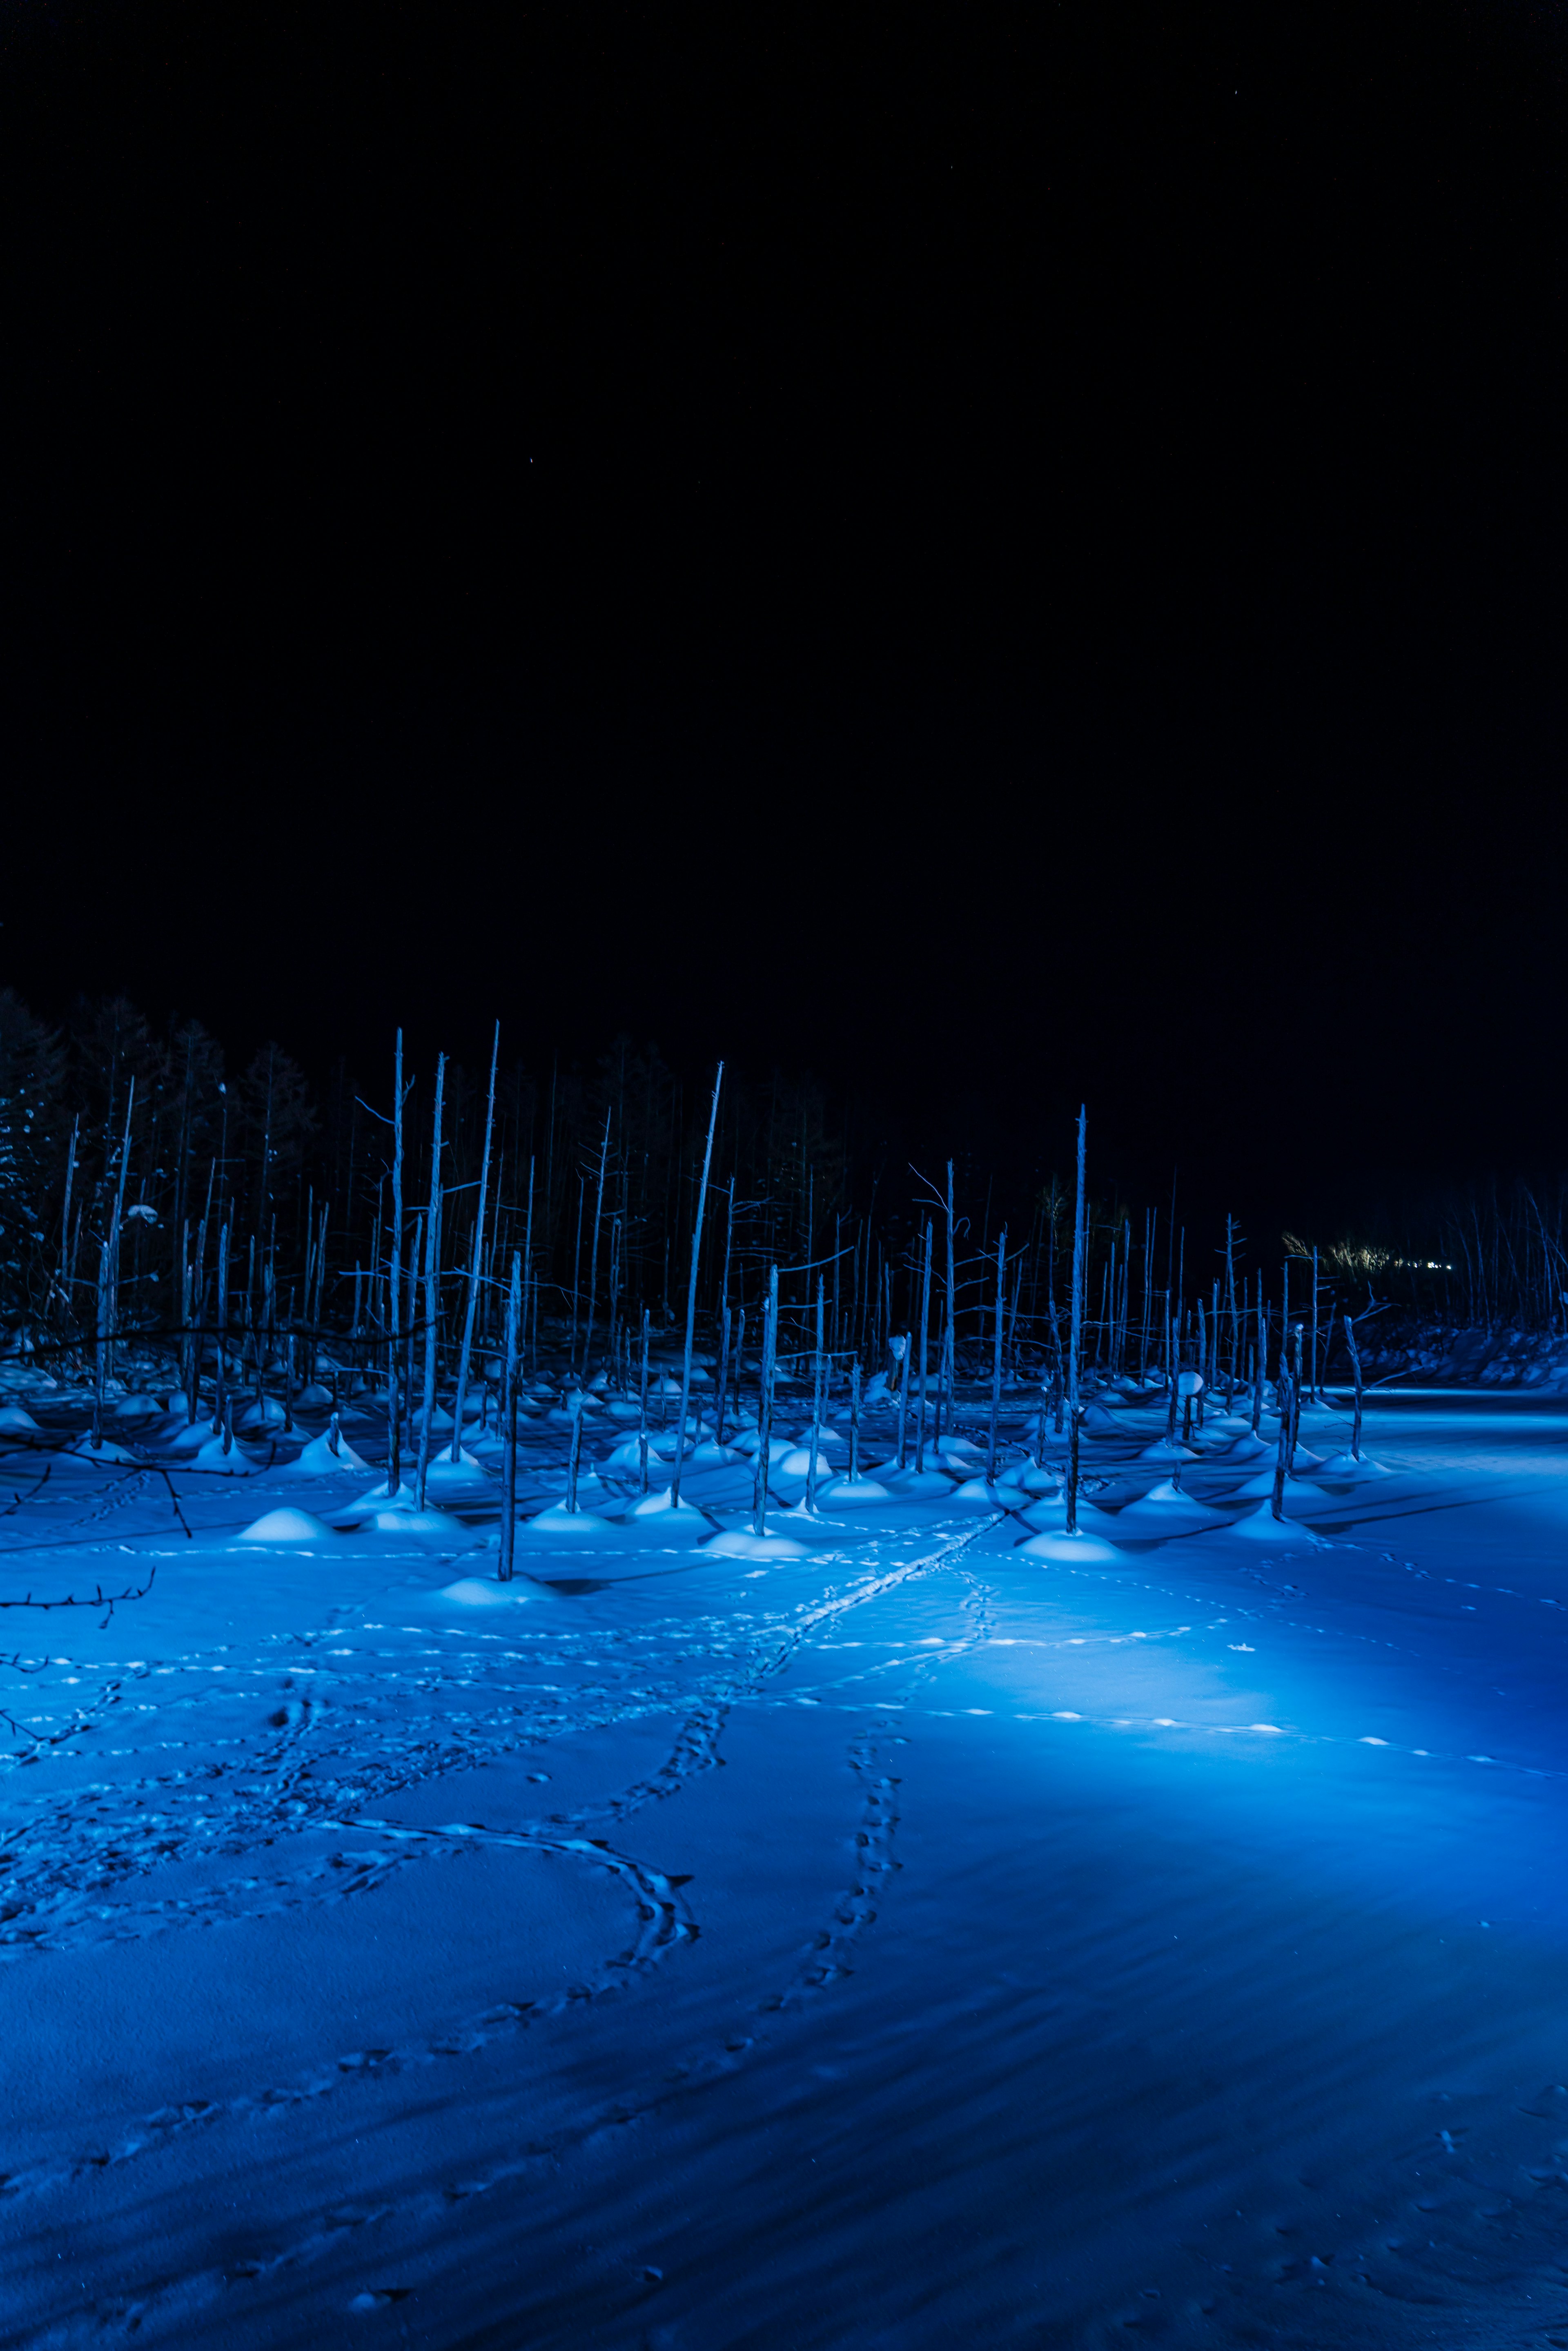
[1052, 1710, 1082, 1720]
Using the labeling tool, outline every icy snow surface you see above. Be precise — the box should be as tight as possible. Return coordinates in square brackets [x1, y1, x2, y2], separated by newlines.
[4, 1386, 1568, 2345]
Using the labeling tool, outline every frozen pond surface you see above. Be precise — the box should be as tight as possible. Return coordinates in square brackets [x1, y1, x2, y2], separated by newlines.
[4, 1385, 1568, 2348]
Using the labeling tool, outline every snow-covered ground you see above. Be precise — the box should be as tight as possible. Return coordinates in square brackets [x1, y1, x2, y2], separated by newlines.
[4, 1377, 1568, 2348]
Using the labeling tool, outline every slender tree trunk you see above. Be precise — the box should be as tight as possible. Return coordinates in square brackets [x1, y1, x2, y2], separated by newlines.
[578, 1106, 612, 1384]
[752, 1264, 778, 1538]
[1345, 1311, 1365, 1460]
[714, 1302, 732, 1447]
[668, 1062, 723, 1510]
[1065, 1106, 1087, 1535]
[987, 1229, 1006, 1483]
[414, 1055, 447, 1511]
[387, 1030, 405, 1495]
[499, 1252, 522, 1580]
[1270, 1345, 1294, 1520]
[806, 1278, 825, 1511]
[448, 1023, 500, 1461]
[915, 1222, 933, 1474]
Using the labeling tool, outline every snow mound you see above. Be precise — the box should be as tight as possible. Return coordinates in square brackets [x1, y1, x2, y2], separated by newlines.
[626, 1491, 712, 1529]
[815, 1475, 892, 1507]
[518, 1503, 615, 1538]
[161, 1419, 217, 1453]
[0, 1404, 42, 1436]
[1109, 1479, 1222, 1530]
[1309, 1450, 1391, 1479]
[874, 1465, 959, 1499]
[703, 1529, 809, 1559]
[423, 1449, 489, 1493]
[1221, 1432, 1274, 1461]
[952, 1475, 1030, 1509]
[1018, 1528, 1123, 1562]
[285, 1430, 370, 1475]
[435, 1576, 551, 1607]
[196, 1434, 272, 1473]
[1138, 1437, 1198, 1461]
[1222, 1501, 1325, 1543]
[368, 1505, 471, 1538]
[1004, 1462, 1062, 1495]
[334, 1479, 418, 1519]
[111, 1393, 163, 1420]
[64, 1435, 140, 1464]
[236, 1395, 287, 1430]
[234, 1507, 336, 1545]
[687, 1440, 743, 1468]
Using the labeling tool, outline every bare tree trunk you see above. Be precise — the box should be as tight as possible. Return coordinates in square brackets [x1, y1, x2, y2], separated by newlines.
[1345, 1311, 1365, 1460]
[499, 1252, 521, 1580]
[714, 1302, 732, 1448]
[578, 1105, 612, 1386]
[752, 1264, 778, 1538]
[448, 1023, 500, 1461]
[1066, 1106, 1087, 1535]
[806, 1278, 825, 1511]
[915, 1222, 933, 1474]
[414, 1055, 446, 1512]
[1270, 1346, 1294, 1521]
[387, 1030, 405, 1495]
[987, 1229, 1006, 1483]
[668, 1063, 724, 1510]
[637, 1306, 652, 1496]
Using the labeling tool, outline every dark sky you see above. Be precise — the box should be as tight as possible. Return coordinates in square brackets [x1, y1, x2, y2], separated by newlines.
[1, 1, 1563, 1245]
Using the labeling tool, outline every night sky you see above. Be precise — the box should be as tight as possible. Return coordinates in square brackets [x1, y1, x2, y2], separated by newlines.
[2, 1, 1562, 1246]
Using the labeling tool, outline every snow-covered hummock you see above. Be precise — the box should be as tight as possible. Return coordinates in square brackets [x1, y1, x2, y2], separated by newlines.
[873, 1464, 960, 1500]
[1307, 1449, 1391, 1479]
[952, 1475, 1030, 1509]
[686, 1440, 744, 1469]
[285, 1429, 371, 1475]
[423, 1447, 490, 1493]
[1222, 1431, 1276, 1461]
[236, 1394, 288, 1431]
[0, 1403, 42, 1436]
[1223, 1498, 1324, 1542]
[517, 1501, 615, 1538]
[111, 1393, 163, 1420]
[412, 1403, 456, 1433]
[435, 1575, 553, 1607]
[815, 1473, 893, 1507]
[703, 1527, 809, 1559]
[1004, 1462, 1063, 1495]
[188, 1435, 262, 1473]
[367, 1504, 473, 1539]
[626, 1490, 712, 1532]
[158, 1417, 218, 1453]
[1107, 1477, 1225, 1530]
[347, 1477, 418, 1513]
[1018, 1525, 1123, 1562]
[599, 1434, 663, 1476]
[234, 1506, 336, 1545]
[291, 1382, 336, 1411]
[63, 1433, 140, 1464]
[1138, 1435, 1199, 1461]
